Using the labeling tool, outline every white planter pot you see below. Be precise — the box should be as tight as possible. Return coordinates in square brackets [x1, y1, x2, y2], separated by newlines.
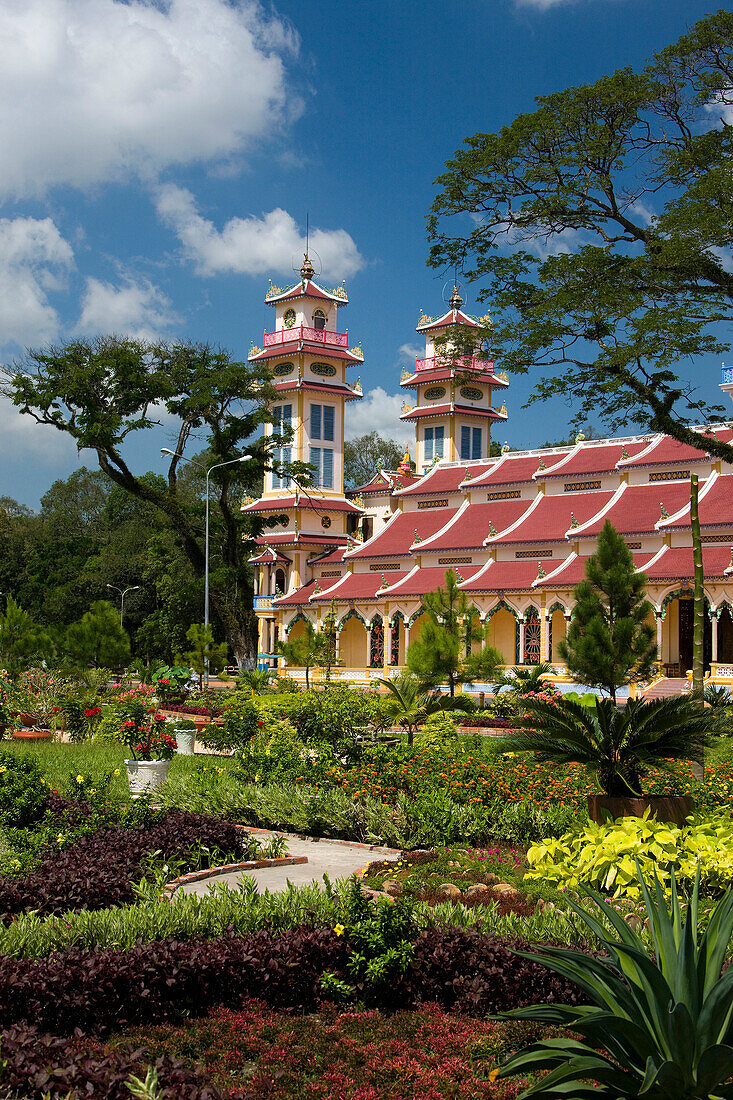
[175, 729, 196, 755]
[125, 758, 171, 799]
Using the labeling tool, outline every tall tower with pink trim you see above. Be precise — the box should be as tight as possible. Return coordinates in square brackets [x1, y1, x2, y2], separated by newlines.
[399, 286, 509, 471]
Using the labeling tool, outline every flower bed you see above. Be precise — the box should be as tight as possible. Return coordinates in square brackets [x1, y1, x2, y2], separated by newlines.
[0, 925, 586, 1036]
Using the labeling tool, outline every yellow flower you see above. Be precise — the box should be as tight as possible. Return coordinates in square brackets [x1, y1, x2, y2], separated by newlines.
[90, 789, 96, 795]
[76, 775, 84, 784]
[489, 1069, 499, 1082]
[113, 769, 120, 776]
[334, 924, 345, 937]
[57, 833, 65, 844]
[0, 766, 6, 774]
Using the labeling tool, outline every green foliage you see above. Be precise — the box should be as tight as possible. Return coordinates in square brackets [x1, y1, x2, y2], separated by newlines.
[288, 685, 384, 761]
[276, 619, 333, 689]
[0, 750, 46, 828]
[497, 866, 733, 1099]
[418, 712, 458, 749]
[407, 569, 503, 695]
[489, 801, 581, 845]
[493, 663, 558, 697]
[502, 694, 719, 797]
[428, 12, 733, 463]
[321, 878, 417, 1005]
[199, 691, 259, 753]
[525, 812, 733, 899]
[64, 600, 131, 669]
[237, 667, 276, 693]
[559, 522, 657, 701]
[377, 671, 474, 745]
[178, 623, 227, 685]
[0, 597, 54, 677]
[343, 432, 406, 490]
[241, 716, 311, 783]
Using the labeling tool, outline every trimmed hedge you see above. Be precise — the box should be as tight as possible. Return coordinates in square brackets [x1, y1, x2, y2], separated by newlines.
[0, 810, 242, 922]
[0, 926, 585, 1035]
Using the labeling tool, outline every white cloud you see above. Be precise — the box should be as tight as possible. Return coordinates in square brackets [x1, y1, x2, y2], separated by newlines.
[0, 0, 298, 198]
[397, 343, 422, 364]
[0, 397, 80, 464]
[76, 275, 178, 340]
[346, 388, 414, 448]
[0, 216, 74, 349]
[155, 184, 365, 280]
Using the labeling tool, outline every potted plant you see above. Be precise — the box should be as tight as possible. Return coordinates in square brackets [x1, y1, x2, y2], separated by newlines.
[171, 718, 197, 756]
[150, 665, 191, 707]
[9, 669, 61, 738]
[499, 694, 721, 825]
[121, 703, 177, 799]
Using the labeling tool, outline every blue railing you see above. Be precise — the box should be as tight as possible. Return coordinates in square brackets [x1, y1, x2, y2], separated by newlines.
[722, 366, 733, 385]
[253, 596, 273, 610]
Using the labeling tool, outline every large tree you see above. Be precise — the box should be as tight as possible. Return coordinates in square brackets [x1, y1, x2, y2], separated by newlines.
[344, 432, 406, 490]
[559, 521, 657, 704]
[428, 10, 733, 465]
[3, 339, 306, 661]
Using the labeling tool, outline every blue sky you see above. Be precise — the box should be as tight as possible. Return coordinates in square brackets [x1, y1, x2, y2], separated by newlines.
[0, 0, 728, 507]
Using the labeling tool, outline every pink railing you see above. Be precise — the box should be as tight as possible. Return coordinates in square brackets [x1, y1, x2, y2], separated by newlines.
[264, 325, 348, 348]
[415, 354, 495, 373]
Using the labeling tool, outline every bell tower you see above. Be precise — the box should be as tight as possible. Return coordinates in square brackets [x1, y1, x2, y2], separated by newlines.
[399, 286, 509, 471]
[243, 253, 364, 666]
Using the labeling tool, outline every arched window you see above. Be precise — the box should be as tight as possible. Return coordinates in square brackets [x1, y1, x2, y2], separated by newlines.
[274, 569, 286, 595]
[313, 308, 326, 331]
[370, 617, 384, 668]
[524, 608, 541, 665]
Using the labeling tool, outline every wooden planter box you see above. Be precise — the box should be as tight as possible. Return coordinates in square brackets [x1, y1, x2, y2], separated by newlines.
[588, 794, 694, 827]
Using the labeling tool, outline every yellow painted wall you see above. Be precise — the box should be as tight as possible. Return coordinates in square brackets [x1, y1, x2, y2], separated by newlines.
[550, 610, 566, 664]
[340, 617, 368, 668]
[486, 609, 516, 664]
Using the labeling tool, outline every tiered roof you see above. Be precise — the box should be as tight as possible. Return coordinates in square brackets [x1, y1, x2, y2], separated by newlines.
[242, 494, 363, 515]
[344, 507, 458, 559]
[419, 498, 536, 551]
[542, 441, 647, 478]
[488, 490, 616, 544]
[311, 571, 409, 603]
[662, 474, 733, 529]
[469, 451, 570, 487]
[395, 461, 494, 497]
[382, 565, 480, 597]
[619, 427, 733, 468]
[576, 481, 693, 537]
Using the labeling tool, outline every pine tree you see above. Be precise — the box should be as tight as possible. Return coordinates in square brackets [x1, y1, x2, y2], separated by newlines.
[559, 521, 657, 703]
[407, 569, 503, 696]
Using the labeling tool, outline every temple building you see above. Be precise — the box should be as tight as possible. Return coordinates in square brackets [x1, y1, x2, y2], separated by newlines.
[245, 266, 733, 690]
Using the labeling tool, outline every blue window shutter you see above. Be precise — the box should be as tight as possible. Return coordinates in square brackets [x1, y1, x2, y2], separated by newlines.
[282, 403, 292, 426]
[472, 427, 482, 460]
[460, 426, 471, 460]
[322, 448, 334, 489]
[424, 428, 433, 461]
[309, 446, 321, 486]
[272, 447, 282, 489]
[282, 446, 291, 487]
[310, 404, 321, 440]
[435, 426, 444, 458]
[323, 405, 335, 441]
[273, 404, 282, 425]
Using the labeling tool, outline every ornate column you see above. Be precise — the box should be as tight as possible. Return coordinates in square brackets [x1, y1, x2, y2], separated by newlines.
[385, 612, 393, 670]
[656, 612, 664, 663]
[540, 612, 550, 663]
[712, 610, 719, 663]
[518, 615, 526, 664]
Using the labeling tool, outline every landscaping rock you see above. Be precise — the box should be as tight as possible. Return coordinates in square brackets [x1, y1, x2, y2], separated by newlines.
[382, 879, 402, 897]
[465, 884, 492, 899]
[437, 883, 462, 899]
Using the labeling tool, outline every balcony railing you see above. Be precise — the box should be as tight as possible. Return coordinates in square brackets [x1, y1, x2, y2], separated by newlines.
[263, 325, 348, 348]
[253, 596, 273, 611]
[415, 354, 495, 373]
[722, 366, 733, 385]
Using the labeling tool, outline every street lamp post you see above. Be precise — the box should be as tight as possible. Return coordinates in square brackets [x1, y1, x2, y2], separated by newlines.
[106, 584, 140, 627]
[161, 449, 247, 688]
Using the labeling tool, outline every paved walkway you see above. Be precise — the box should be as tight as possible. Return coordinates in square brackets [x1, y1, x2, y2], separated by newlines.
[178, 833, 400, 897]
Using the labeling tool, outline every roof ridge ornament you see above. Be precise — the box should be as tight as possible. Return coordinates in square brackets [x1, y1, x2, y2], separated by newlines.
[537, 564, 547, 578]
[621, 445, 630, 459]
[660, 502, 670, 519]
[449, 284, 463, 310]
[570, 512, 580, 528]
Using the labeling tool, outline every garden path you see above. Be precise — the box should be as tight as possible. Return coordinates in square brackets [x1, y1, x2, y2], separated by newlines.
[177, 833, 400, 897]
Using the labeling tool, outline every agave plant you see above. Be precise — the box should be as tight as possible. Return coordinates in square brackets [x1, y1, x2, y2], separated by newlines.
[496, 867, 733, 1099]
[499, 694, 720, 797]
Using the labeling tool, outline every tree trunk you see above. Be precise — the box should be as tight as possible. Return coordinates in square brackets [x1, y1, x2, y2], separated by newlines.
[691, 474, 705, 698]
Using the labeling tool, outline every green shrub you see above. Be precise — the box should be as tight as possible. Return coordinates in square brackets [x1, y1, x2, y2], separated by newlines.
[241, 716, 311, 783]
[199, 692, 259, 753]
[289, 686, 384, 760]
[0, 750, 47, 828]
[489, 800, 584, 844]
[525, 811, 733, 898]
[418, 712, 458, 749]
[92, 705, 128, 745]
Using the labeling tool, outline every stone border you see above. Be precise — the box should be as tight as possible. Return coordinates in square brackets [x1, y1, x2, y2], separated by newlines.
[163, 855, 309, 899]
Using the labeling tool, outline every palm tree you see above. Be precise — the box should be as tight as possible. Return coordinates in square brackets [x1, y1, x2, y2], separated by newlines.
[237, 667, 276, 694]
[492, 662, 557, 696]
[499, 694, 721, 797]
[376, 672, 474, 745]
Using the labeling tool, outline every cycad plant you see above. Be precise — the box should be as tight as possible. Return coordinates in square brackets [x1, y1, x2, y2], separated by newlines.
[496, 867, 733, 1100]
[492, 662, 557, 696]
[501, 694, 719, 796]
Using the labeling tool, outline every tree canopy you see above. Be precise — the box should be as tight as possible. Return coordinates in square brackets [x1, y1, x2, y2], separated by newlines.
[428, 10, 733, 464]
[2, 339, 309, 660]
[343, 433, 407, 490]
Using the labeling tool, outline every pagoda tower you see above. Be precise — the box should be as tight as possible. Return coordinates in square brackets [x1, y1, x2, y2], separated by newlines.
[399, 287, 509, 471]
[242, 254, 364, 665]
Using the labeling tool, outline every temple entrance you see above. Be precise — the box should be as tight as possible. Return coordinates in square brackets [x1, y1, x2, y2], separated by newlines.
[677, 598, 712, 674]
[718, 606, 733, 664]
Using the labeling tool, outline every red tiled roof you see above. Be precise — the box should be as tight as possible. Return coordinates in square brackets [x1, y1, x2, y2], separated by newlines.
[490, 491, 616, 544]
[641, 545, 733, 581]
[470, 452, 570, 487]
[255, 532, 347, 548]
[419, 499, 535, 551]
[400, 369, 507, 389]
[242, 495, 362, 514]
[663, 474, 733, 529]
[251, 343, 361, 363]
[401, 403, 506, 421]
[345, 507, 458, 559]
[578, 481, 693, 537]
[543, 441, 647, 478]
[249, 548, 290, 565]
[311, 570, 409, 602]
[273, 580, 318, 607]
[308, 546, 348, 566]
[396, 461, 494, 497]
[382, 565, 480, 597]
[273, 379, 361, 399]
[458, 558, 548, 592]
[535, 551, 657, 588]
[620, 427, 733, 467]
[417, 307, 479, 331]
